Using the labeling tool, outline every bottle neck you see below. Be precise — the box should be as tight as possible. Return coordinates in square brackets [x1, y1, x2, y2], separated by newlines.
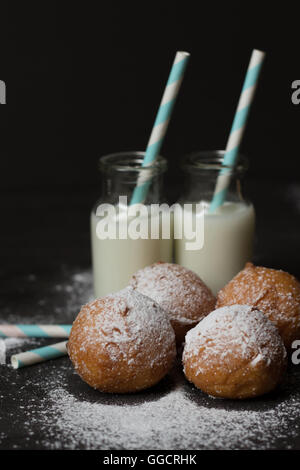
[102, 172, 164, 204]
[180, 151, 248, 204]
[181, 169, 244, 204]
[97, 151, 167, 206]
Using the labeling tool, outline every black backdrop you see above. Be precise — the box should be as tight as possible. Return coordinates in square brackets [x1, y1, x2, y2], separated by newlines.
[1, 4, 300, 453]
[2, 2, 300, 190]
[0, 2, 300, 273]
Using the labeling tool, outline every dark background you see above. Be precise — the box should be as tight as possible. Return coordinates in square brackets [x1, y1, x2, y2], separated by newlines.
[1, 3, 300, 451]
[2, 2, 300, 186]
[0, 2, 300, 272]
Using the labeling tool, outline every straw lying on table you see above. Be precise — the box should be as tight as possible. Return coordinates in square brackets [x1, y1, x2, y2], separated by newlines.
[0, 325, 71, 368]
[10, 341, 68, 369]
[0, 324, 71, 338]
[209, 49, 265, 213]
[130, 51, 190, 205]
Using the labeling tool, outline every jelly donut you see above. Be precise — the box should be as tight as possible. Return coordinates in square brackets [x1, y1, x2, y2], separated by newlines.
[68, 287, 176, 393]
[130, 262, 216, 344]
[183, 305, 287, 399]
[216, 262, 300, 349]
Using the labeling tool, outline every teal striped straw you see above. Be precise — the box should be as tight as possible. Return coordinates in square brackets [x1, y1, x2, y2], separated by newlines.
[130, 51, 190, 205]
[11, 340, 68, 369]
[0, 324, 71, 338]
[209, 49, 265, 213]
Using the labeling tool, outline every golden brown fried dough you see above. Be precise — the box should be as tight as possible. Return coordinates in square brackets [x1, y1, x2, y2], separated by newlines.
[183, 305, 287, 399]
[130, 262, 216, 344]
[217, 262, 300, 349]
[68, 287, 176, 393]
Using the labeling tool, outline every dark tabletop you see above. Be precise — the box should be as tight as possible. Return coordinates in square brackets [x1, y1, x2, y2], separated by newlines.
[0, 179, 300, 450]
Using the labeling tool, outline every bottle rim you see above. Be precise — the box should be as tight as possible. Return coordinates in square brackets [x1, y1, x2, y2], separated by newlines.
[98, 151, 167, 174]
[181, 150, 249, 174]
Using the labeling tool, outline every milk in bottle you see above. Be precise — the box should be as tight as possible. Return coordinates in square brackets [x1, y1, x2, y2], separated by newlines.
[174, 151, 255, 295]
[91, 152, 173, 298]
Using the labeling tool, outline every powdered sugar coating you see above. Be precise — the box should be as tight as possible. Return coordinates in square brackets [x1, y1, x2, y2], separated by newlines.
[183, 305, 287, 398]
[130, 263, 215, 343]
[68, 286, 176, 392]
[184, 305, 286, 365]
[16, 363, 300, 450]
[217, 263, 300, 349]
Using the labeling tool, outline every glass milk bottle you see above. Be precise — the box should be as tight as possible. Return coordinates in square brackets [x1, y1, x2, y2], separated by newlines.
[91, 151, 173, 298]
[174, 150, 255, 295]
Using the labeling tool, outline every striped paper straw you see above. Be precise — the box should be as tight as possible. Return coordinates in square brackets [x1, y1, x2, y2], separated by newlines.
[11, 340, 68, 369]
[130, 51, 190, 205]
[0, 324, 71, 338]
[209, 49, 265, 213]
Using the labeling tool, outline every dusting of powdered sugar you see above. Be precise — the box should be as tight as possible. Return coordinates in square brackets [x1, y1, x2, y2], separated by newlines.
[130, 262, 216, 324]
[216, 263, 300, 347]
[51, 270, 94, 323]
[2, 267, 300, 450]
[0, 337, 41, 365]
[69, 287, 176, 387]
[4, 337, 40, 350]
[183, 305, 286, 380]
[217, 263, 300, 324]
[0, 267, 94, 369]
[0, 268, 94, 326]
[12, 360, 300, 450]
